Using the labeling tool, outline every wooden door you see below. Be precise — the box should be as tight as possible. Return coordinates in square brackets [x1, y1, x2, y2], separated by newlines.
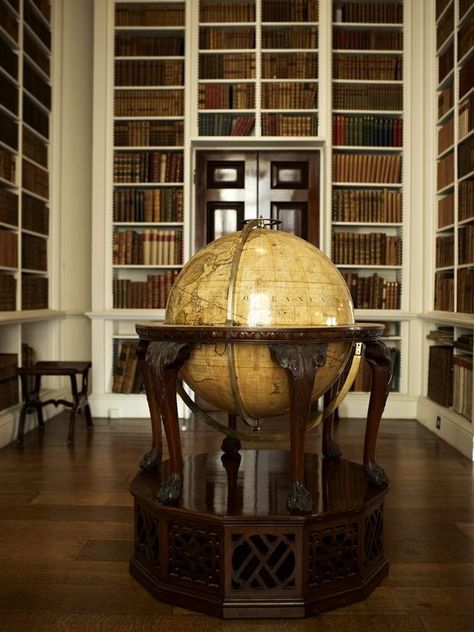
[195, 150, 320, 250]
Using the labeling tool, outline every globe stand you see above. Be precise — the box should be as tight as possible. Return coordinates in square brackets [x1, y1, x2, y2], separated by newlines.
[130, 323, 392, 618]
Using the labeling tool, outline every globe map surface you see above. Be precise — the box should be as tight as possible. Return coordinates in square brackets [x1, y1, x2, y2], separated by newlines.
[165, 225, 355, 420]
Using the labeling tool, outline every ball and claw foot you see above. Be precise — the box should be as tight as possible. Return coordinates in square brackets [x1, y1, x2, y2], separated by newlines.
[365, 461, 389, 488]
[287, 481, 313, 515]
[324, 439, 342, 460]
[140, 448, 161, 472]
[157, 473, 182, 505]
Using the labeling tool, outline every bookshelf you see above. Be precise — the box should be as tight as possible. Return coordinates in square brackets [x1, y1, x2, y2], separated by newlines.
[0, 0, 53, 420]
[417, 0, 473, 459]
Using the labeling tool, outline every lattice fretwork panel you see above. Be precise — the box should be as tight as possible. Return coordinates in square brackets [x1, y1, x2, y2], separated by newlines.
[308, 522, 358, 586]
[231, 533, 296, 590]
[365, 505, 384, 566]
[135, 505, 160, 571]
[168, 524, 221, 587]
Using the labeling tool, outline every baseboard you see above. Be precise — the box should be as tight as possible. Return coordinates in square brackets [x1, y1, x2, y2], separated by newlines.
[338, 393, 418, 419]
[89, 392, 188, 419]
[417, 396, 473, 460]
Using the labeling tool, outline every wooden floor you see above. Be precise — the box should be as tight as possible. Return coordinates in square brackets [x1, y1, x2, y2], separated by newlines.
[0, 412, 473, 631]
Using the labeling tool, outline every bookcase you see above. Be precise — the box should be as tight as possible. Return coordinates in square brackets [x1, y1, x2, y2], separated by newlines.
[417, 0, 473, 459]
[0, 0, 53, 420]
[91, 0, 422, 420]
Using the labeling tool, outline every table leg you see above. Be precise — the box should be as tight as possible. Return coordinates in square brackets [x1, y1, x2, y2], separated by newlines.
[67, 374, 79, 446]
[363, 340, 392, 487]
[270, 343, 327, 514]
[34, 375, 45, 429]
[146, 341, 192, 504]
[137, 340, 163, 471]
[322, 375, 342, 459]
[81, 369, 93, 428]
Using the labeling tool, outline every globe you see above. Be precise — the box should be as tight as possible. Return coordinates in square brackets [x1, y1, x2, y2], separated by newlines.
[165, 222, 355, 421]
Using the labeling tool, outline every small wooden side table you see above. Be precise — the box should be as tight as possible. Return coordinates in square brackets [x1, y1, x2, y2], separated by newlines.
[16, 361, 93, 446]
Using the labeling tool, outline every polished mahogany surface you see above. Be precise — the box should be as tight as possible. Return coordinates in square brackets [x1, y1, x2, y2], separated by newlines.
[132, 450, 384, 518]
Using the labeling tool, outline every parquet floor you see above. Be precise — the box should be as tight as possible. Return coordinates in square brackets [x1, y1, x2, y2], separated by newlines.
[0, 412, 473, 631]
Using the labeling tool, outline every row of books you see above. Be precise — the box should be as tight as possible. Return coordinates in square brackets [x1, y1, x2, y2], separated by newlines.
[460, 54, 474, 99]
[115, 4, 184, 27]
[437, 150, 454, 191]
[114, 60, 184, 87]
[115, 35, 184, 57]
[333, 115, 402, 147]
[460, 0, 473, 21]
[0, 147, 16, 184]
[438, 43, 453, 84]
[199, 84, 255, 110]
[0, 189, 17, 227]
[427, 345, 452, 408]
[112, 340, 143, 394]
[261, 26, 318, 49]
[24, 28, 50, 76]
[262, 53, 318, 79]
[199, 27, 255, 50]
[113, 270, 180, 309]
[438, 117, 453, 156]
[459, 94, 474, 140]
[261, 113, 318, 136]
[334, 2, 403, 24]
[453, 355, 473, 420]
[114, 121, 184, 147]
[332, 28, 402, 51]
[22, 275, 48, 310]
[459, 224, 474, 265]
[459, 180, 474, 222]
[333, 153, 402, 183]
[112, 229, 183, 266]
[114, 90, 184, 117]
[434, 272, 454, 312]
[199, 54, 256, 80]
[23, 194, 49, 235]
[0, 74, 18, 117]
[200, 2, 255, 24]
[0, 353, 18, 411]
[24, 0, 51, 50]
[436, 3, 452, 50]
[0, 2, 18, 43]
[458, 15, 474, 61]
[342, 272, 400, 309]
[261, 0, 319, 22]
[458, 135, 474, 179]
[0, 274, 15, 310]
[0, 111, 17, 150]
[332, 188, 402, 223]
[332, 84, 402, 111]
[23, 126, 48, 168]
[436, 234, 454, 269]
[24, 61, 51, 110]
[22, 234, 47, 271]
[199, 114, 255, 136]
[332, 232, 401, 266]
[24, 95, 49, 139]
[261, 83, 317, 109]
[333, 54, 402, 81]
[113, 152, 183, 184]
[0, 38, 17, 81]
[438, 192, 454, 229]
[0, 229, 17, 268]
[113, 188, 183, 224]
[458, 268, 474, 313]
[22, 160, 49, 199]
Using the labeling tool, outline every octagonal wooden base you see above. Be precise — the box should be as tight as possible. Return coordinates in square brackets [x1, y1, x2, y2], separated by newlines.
[129, 450, 389, 618]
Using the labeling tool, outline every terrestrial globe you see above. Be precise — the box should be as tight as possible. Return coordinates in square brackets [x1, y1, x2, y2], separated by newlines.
[165, 222, 355, 422]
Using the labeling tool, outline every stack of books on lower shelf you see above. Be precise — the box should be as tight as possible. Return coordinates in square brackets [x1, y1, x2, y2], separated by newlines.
[112, 340, 143, 394]
[0, 354, 18, 411]
[427, 345, 453, 407]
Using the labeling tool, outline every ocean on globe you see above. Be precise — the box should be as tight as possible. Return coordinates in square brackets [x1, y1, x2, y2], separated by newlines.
[165, 225, 355, 420]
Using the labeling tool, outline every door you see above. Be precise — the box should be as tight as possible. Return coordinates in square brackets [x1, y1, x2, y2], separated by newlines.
[195, 150, 320, 249]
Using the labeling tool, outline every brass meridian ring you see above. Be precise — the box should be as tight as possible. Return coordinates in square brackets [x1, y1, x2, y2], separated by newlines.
[176, 342, 362, 442]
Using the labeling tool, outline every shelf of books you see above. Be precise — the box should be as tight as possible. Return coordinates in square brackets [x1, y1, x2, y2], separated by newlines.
[197, 0, 319, 138]
[0, 0, 51, 419]
[331, 0, 404, 319]
[112, 0, 186, 313]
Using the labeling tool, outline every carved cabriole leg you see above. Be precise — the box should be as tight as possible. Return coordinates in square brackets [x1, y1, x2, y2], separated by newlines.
[137, 340, 163, 472]
[146, 341, 192, 505]
[363, 340, 393, 488]
[221, 413, 241, 455]
[322, 375, 342, 460]
[269, 343, 327, 515]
